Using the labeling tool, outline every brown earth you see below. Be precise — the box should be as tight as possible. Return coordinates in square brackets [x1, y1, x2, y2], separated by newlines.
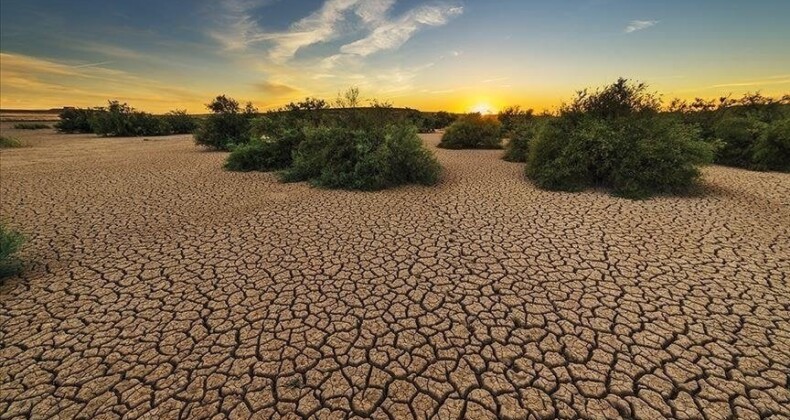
[1, 124, 789, 419]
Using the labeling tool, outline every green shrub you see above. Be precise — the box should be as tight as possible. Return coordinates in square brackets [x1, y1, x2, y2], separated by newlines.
[282, 124, 441, 190]
[13, 123, 50, 130]
[194, 95, 256, 151]
[0, 136, 24, 148]
[503, 120, 544, 162]
[90, 101, 170, 137]
[0, 224, 24, 278]
[498, 106, 534, 135]
[56, 108, 96, 133]
[752, 118, 790, 172]
[433, 111, 457, 129]
[526, 79, 715, 199]
[713, 116, 762, 168]
[162, 110, 197, 134]
[224, 125, 305, 172]
[439, 113, 502, 149]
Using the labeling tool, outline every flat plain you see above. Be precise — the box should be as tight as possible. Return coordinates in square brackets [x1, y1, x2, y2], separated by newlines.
[1, 124, 789, 419]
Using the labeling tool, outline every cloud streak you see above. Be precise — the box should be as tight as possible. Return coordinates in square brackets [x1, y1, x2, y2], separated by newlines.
[625, 20, 658, 33]
[211, 0, 463, 63]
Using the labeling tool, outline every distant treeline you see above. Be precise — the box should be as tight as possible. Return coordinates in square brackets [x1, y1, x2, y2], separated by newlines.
[56, 102, 197, 136]
[56, 98, 459, 137]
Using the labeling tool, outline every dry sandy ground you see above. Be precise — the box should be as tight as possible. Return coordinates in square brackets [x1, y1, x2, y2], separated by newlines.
[1, 124, 789, 419]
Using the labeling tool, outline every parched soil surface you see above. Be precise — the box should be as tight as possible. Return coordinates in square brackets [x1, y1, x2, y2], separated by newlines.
[1, 126, 789, 419]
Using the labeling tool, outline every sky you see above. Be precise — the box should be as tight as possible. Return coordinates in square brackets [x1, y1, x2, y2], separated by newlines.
[1, 0, 789, 113]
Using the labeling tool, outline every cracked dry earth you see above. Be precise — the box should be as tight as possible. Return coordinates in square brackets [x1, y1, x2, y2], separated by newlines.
[1, 126, 789, 420]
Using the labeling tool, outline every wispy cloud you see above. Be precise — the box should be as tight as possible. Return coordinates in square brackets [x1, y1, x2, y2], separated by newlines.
[339, 4, 463, 57]
[625, 20, 658, 33]
[712, 76, 790, 88]
[211, 0, 463, 64]
[254, 81, 300, 96]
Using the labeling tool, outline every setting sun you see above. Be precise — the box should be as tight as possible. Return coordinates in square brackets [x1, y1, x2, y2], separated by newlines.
[470, 103, 496, 115]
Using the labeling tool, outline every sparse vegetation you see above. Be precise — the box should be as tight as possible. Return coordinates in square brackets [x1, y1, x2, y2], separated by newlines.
[13, 123, 50, 130]
[55, 102, 197, 137]
[526, 79, 715, 199]
[56, 108, 96, 133]
[669, 92, 790, 172]
[281, 123, 441, 190]
[194, 95, 257, 150]
[0, 136, 24, 148]
[498, 106, 534, 135]
[0, 224, 24, 278]
[439, 113, 502, 149]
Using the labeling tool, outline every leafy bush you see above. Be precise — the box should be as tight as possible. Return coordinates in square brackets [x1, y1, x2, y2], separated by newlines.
[56, 108, 96, 133]
[163, 110, 197, 134]
[194, 95, 256, 151]
[0, 136, 24, 148]
[498, 106, 534, 135]
[89, 101, 168, 137]
[713, 116, 762, 168]
[282, 124, 441, 190]
[0, 224, 24, 278]
[752, 117, 790, 172]
[439, 113, 502, 149]
[503, 120, 544, 162]
[433, 111, 457, 129]
[13, 123, 50, 130]
[526, 79, 715, 199]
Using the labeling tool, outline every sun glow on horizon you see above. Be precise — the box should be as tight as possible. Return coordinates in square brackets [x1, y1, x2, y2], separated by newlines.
[470, 103, 496, 115]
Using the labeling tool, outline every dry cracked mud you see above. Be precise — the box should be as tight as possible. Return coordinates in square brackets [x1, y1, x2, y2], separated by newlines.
[1, 126, 789, 419]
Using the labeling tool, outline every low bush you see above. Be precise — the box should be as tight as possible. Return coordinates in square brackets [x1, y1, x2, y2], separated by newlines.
[0, 224, 24, 278]
[194, 95, 256, 151]
[13, 123, 50, 130]
[225, 128, 305, 172]
[503, 121, 544, 162]
[0, 136, 24, 148]
[56, 108, 96, 133]
[498, 106, 534, 135]
[438, 113, 502, 149]
[713, 116, 762, 168]
[282, 124, 441, 190]
[162, 110, 198, 134]
[526, 79, 715, 199]
[752, 117, 790, 172]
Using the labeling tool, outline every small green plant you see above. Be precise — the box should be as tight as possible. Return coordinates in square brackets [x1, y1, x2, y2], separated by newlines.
[13, 123, 50, 130]
[752, 117, 790, 172]
[0, 224, 24, 278]
[0, 136, 24, 148]
[282, 123, 441, 190]
[194, 95, 256, 151]
[526, 79, 715, 199]
[439, 113, 502, 149]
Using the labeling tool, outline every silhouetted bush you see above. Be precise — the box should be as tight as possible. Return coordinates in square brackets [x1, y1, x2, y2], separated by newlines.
[90, 101, 167, 137]
[194, 95, 256, 151]
[433, 111, 457, 129]
[527, 79, 715, 199]
[0, 136, 24, 148]
[503, 120, 544, 162]
[439, 113, 502, 149]
[56, 108, 96, 133]
[498, 106, 534, 135]
[0, 224, 24, 278]
[282, 124, 441, 190]
[752, 117, 790, 172]
[162, 110, 198, 134]
[13, 123, 50, 130]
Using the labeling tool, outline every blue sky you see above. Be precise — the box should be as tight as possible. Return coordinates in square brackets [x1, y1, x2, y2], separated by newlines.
[1, 0, 788, 112]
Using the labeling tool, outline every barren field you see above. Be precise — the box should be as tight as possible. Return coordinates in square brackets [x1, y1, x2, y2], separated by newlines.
[1, 124, 789, 419]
